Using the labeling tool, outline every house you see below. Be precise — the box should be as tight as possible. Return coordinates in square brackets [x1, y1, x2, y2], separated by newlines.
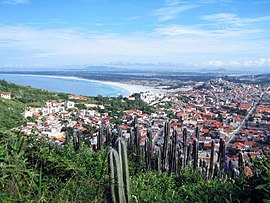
[24, 111, 33, 118]
[64, 101, 75, 109]
[68, 94, 87, 100]
[0, 92, 11, 100]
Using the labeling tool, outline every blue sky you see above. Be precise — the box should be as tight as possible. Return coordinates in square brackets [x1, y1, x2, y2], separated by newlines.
[0, 0, 270, 69]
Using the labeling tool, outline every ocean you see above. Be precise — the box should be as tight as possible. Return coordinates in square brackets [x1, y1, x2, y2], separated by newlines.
[0, 74, 128, 97]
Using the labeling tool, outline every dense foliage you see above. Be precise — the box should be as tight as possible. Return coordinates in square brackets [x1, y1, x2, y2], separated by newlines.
[0, 131, 269, 202]
[0, 98, 25, 131]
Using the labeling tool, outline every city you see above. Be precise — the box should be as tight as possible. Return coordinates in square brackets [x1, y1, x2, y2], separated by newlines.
[16, 78, 270, 178]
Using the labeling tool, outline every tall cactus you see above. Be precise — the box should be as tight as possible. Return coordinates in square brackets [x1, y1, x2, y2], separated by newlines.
[72, 130, 80, 151]
[112, 128, 118, 145]
[177, 153, 183, 172]
[134, 126, 141, 163]
[65, 129, 71, 144]
[156, 146, 162, 172]
[213, 163, 220, 179]
[97, 126, 104, 150]
[238, 152, 244, 174]
[186, 143, 192, 166]
[192, 138, 199, 169]
[182, 128, 187, 168]
[118, 126, 123, 138]
[204, 165, 209, 179]
[195, 126, 200, 140]
[208, 140, 215, 179]
[176, 147, 182, 173]
[127, 127, 133, 146]
[133, 116, 138, 127]
[115, 138, 131, 203]
[144, 137, 151, 170]
[218, 138, 226, 175]
[147, 129, 153, 157]
[108, 148, 126, 203]
[169, 128, 178, 173]
[105, 125, 112, 146]
[199, 159, 203, 168]
[162, 121, 170, 171]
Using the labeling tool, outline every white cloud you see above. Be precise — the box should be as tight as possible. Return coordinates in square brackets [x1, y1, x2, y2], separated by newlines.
[2, 0, 28, 5]
[0, 25, 269, 68]
[154, 25, 262, 37]
[202, 13, 270, 27]
[165, 0, 180, 6]
[155, 25, 208, 36]
[154, 0, 238, 22]
[154, 4, 198, 21]
[198, 58, 270, 68]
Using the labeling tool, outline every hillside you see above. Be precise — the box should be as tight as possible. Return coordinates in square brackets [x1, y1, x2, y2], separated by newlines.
[0, 80, 67, 131]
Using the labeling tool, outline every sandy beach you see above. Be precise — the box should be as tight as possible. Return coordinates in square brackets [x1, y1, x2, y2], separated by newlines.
[8, 74, 161, 96]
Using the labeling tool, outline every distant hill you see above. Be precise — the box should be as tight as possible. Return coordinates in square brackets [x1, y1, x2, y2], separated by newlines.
[85, 66, 124, 72]
[197, 68, 230, 73]
[254, 73, 270, 84]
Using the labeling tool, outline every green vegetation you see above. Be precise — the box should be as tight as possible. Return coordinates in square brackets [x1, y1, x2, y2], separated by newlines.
[92, 95, 153, 124]
[0, 131, 269, 202]
[0, 98, 25, 131]
[0, 80, 67, 106]
[0, 80, 68, 131]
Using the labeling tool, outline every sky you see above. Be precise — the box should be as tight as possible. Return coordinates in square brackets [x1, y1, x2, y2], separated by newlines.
[0, 0, 270, 70]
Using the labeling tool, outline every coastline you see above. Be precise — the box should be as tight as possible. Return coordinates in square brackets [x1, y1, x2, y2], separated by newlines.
[0, 74, 161, 96]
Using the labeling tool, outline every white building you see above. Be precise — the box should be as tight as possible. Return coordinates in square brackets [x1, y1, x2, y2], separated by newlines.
[140, 92, 163, 104]
[0, 92, 11, 100]
[24, 111, 33, 118]
[64, 101, 75, 109]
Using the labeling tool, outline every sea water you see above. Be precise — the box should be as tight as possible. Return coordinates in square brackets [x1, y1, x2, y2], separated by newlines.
[0, 74, 128, 97]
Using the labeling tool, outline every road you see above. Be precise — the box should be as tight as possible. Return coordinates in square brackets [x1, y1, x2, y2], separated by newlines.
[226, 91, 265, 148]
